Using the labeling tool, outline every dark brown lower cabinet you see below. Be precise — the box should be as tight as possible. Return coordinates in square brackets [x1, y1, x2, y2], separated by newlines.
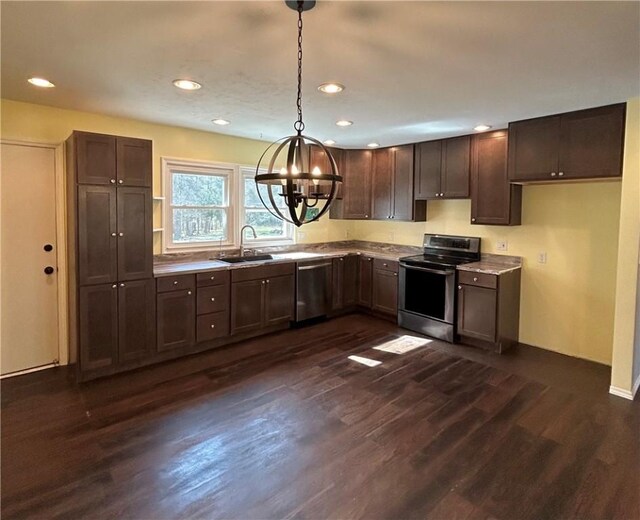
[230, 279, 264, 335]
[157, 288, 195, 352]
[265, 275, 295, 326]
[372, 260, 399, 316]
[358, 256, 373, 308]
[79, 283, 118, 371]
[332, 255, 358, 311]
[457, 269, 521, 352]
[118, 279, 155, 363]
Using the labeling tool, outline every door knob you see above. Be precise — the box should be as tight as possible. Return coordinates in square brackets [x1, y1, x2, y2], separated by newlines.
[44, 266, 55, 275]
[43, 244, 53, 252]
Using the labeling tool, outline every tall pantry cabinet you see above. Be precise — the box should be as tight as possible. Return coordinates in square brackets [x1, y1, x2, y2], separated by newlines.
[66, 131, 154, 380]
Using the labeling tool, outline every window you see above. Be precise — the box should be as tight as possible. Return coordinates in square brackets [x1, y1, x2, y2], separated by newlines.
[163, 158, 235, 250]
[240, 167, 294, 244]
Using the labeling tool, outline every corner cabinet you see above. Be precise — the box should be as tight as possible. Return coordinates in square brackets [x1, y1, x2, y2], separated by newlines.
[67, 130, 154, 381]
[508, 103, 625, 182]
[470, 131, 522, 226]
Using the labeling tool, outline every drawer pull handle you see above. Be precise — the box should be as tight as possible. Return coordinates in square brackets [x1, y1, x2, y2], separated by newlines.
[210, 297, 215, 302]
[473, 277, 478, 282]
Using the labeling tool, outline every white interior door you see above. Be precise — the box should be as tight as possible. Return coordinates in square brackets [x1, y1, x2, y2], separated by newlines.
[1, 142, 60, 375]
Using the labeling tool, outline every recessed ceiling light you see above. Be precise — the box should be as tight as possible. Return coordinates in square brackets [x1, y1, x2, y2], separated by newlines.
[28, 77, 55, 88]
[367, 142, 380, 148]
[336, 120, 353, 127]
[323, 139, 336, 145]
[318, 82, 345, 94]
[173, 79, 202, 90]
[212, 118, 230, 126]
[474, 124, 492, 132]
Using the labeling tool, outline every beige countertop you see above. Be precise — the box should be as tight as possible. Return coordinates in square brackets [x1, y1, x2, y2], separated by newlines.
[457, 261, 522, 276]
[153, 249, 403, 277]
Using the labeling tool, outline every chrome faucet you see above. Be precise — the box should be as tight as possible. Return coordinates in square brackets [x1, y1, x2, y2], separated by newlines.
[240, 225, 257, 257]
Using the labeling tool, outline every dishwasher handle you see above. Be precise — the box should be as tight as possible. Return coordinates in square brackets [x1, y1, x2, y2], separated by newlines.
[298, 262, 333, 271]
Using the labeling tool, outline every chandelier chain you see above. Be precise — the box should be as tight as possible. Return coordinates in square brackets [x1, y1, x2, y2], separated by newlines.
[294, 2, 305, 134]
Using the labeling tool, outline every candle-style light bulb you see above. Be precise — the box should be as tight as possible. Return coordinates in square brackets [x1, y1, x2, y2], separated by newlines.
[312, 166, 321, 186]
[279, 167, 287, 186]
[291, 164, 299, 175]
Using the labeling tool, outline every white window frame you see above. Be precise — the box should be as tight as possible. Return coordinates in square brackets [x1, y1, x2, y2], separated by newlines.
[162, 157, 238, 252]
[239, 166, 295, 247]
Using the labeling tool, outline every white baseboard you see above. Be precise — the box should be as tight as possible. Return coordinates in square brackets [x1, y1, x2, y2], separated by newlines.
[633, 374, 640, 398]
[0, 363, 57, 380]
[609, 384, 636, 400]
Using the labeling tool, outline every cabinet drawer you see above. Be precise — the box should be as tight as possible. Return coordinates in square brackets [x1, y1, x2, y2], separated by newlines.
[197, 270, 230, 287]
[373, 258, 398, 273]
[458, 270, 497, 289]
[231, 262, 295, 283]
[197, 285, 229, 315]
[157, 274, 196, 293]
[197, 312, 229, 342]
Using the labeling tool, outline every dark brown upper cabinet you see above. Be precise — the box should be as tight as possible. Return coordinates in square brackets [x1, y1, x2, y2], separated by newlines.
[508, 103, 625, 182]
[371, 145, 427, 222]
[78, 185, 118, 286]
[72, 131, 152, 187]
[415, 135, 470, 199]
[117, 187, 153, 281]
[116, 137, 153, 187]
[330, 149, 373, 219]
[309, 145, 344, 199]
[470, 130, 522, 226]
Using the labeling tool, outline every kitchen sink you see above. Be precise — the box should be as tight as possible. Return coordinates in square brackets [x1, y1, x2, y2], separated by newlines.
[216, 254, 274, 264]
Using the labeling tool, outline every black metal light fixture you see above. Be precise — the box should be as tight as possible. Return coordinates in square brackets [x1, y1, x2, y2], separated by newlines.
[255, 0, 342, 227]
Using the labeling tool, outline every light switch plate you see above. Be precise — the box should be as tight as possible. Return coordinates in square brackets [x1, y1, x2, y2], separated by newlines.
[496, 240, 508, 252]
[538, 251, 547, 264]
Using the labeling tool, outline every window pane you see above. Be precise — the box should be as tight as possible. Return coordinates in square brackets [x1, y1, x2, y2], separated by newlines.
[245, 209, 286, 238]
[245, 176, 286, 209]
[172, 208, 227, 242]
[172, 173, 225, 206]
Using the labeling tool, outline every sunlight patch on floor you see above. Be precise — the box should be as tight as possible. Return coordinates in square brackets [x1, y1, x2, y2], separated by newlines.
[348, 355, 382, 367]
[372, 335, 432, 355]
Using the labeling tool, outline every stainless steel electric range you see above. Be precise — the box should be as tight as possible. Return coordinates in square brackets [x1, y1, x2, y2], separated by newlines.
[398, 234, 481, 342]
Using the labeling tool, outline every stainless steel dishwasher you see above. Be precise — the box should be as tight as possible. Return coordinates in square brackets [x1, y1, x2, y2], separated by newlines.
[295, 260, 333, 322]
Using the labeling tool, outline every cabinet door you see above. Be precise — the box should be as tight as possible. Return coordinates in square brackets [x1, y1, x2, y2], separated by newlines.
[231, 279, 264, 335]
[457, 284, 497, 342]
[471, 131, 522, 226]
[342, 150, 373, 219]
[372, 148, 393, 220]
[157, 289, 195, 352]
[78, 185, 117, 285]
[79, 283, 118, 371]
[508, 116, 561, 181]
[441, 135, 470, 198]
[332, 257, 344, 310]
[116, 137, 152, 187]
[558, 104, 625, 179]
[372, 269, 398, 316]
[118, 279, 155, 363]
[358, 256, 373, 308]
[309, 145, 344, 199]
[415, 140, 442, 199]
[117, 187, 153, 281]
[343, 255, 358, 306]
[392, 145, 415, 220]
[75, 132, 117, 185]
[264, 275, 294, 327]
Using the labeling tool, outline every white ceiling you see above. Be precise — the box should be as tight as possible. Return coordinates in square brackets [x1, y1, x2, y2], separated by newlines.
[2, 1, 639, 147]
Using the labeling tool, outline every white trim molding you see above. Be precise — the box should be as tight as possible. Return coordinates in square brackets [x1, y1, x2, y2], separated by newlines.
[609, 379, 639, 400]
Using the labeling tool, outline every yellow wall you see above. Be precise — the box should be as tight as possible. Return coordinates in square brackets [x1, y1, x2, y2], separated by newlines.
[611, 97, 640, 394]
[0, 99, 350, 252]
[1, 98, 632, 367]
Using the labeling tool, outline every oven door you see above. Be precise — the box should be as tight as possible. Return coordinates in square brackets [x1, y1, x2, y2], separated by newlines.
[398, 263, 455, 324]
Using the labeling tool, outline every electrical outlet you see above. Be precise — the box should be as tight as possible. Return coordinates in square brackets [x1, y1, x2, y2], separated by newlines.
[537, 251, 547, 264]
[496, 240, 508, 252]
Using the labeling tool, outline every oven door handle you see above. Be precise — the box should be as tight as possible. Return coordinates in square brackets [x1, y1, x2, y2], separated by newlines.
[400, 264, 455, 276]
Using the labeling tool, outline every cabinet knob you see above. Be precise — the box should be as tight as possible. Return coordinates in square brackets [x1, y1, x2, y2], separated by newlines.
[187, 291, 192, 295]
[440, 193, 444, 197]
[118, 232, 124, 237]
[118, 179, 124, 184]
[365, 215, 369, 218]
[210, 276, 215, 280]
[393, 273, 398, 277]
[110, 179, 116, 184]
[112, 284, 117, 288]
[383, 263, 388, 267]
[471, 218, 476, 223]
[120, 283, 125, 287]
[473, 277, 478, 282]
[266, 279, 270, 284]
[173, 281, 179, 285]
[458, 285, 462, 290]
[435, 193, 439, 197]
[44, 266, 55, 275]
[261, 280, 265, 285]
[551, 172, 557, 177]
[210, 324, 215, 329]
[558, 171, 564, 176]
[367, 258, 372, 261]
[339, 258, 343, 262]
[111, 232, 117, 237]
[210, 297, 215, 302]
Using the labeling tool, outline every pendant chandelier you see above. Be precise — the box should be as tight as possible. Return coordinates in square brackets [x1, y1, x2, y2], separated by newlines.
[255, 0, 342, 227]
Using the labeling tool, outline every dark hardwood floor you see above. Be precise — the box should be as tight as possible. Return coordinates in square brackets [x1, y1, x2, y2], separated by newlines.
[2, 314, 639, 519]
